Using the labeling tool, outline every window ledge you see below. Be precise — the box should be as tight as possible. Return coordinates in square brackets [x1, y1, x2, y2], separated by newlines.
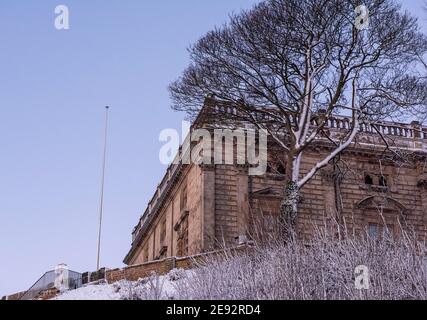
[360, 184, 390, 193]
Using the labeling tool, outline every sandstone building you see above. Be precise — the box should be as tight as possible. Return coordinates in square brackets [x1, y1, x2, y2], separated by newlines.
[124, 100, 427, 265]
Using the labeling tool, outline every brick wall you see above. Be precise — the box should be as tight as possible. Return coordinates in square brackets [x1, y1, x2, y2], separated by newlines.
[107, 246, 249, 284]
[1, 291, 26, 301]
[82, 268, 106, 285]
[106, 258, 176, 283]
[36, 288, 60, 300]
[128, 165, 204, 265]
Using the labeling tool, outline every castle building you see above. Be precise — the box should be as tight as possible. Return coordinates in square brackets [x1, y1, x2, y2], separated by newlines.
[123, 100, 427, 265]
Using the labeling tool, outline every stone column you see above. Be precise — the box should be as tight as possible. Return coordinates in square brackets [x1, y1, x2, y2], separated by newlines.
[418, 174, 427, 228]
[415, 159, 427, 229]
[201, 166, 216, 251]
[320, 165, 339, 222]
[236, 168, 249, 243]
[411, 121, 424, 149]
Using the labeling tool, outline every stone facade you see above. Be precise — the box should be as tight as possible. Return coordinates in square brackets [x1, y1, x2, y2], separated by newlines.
[124, 105, 427, 265]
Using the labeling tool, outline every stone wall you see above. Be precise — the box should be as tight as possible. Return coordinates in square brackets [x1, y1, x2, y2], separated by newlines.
[202, 144, 427, 245]
[126, 124, 427, 265]
[214, 165, 239, 245]
[107, 246, 249, 284]
[107, 258, 177, 283]
[127, 165, 204, 265]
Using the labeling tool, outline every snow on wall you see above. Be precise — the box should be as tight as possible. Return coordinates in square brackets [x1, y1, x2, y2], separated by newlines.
[54, 269, 191, 300]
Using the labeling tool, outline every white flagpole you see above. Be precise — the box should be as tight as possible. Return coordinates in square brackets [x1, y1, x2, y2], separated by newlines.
[97, 106, 109, 271]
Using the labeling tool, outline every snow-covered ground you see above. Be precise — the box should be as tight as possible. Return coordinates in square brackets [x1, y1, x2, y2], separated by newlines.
[54, 269, 191, 300]
[54, 282, 121, 300]
[54, 233, 427, 300]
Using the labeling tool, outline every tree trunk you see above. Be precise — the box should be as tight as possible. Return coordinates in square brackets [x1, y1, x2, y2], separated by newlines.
[279, 181, 299, 233]
[279, 153, 302, 239]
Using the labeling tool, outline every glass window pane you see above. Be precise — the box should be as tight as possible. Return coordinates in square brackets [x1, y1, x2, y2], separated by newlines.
[368, 224, 378, 239]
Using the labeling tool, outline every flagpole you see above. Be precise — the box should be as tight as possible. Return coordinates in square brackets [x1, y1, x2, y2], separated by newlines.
[97, 106, 109, 271]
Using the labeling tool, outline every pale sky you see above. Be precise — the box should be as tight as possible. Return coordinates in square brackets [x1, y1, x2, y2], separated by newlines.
[0, 0, 425, 296]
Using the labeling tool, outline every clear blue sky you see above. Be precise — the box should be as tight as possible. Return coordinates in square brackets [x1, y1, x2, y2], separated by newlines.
[0, 0, 425, 296]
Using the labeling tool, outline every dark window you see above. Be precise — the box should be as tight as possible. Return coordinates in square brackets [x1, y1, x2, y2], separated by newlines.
[180, 184, 187, 211]
[365, 175, 373, 185]
[160, 218, 166, 245]
[379, 176, 388, 187]
[177, 217, 189, 257]
[267, 162, 286, 175]
[277, 164, 286, 175]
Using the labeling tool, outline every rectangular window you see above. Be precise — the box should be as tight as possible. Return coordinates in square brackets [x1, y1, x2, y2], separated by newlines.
[176, 214, 189, 257]
[368, 224, 378, 240]
[364, 173, 389, 189]
[180, 184, 188, 211]
[368, 223, 394, 240]
[263, 214, 275, 233]
[160, 218, 166, 245]
[143, 246, 149, 262]
[182, 219, 189, 256]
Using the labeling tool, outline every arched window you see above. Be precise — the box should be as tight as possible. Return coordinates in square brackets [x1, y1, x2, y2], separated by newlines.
[357, 196, 407, 240]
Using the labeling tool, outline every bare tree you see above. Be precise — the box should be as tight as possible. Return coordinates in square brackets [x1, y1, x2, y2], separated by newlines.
[170, 0, 427, 234]
[416, 0, 427, 121]
[421, 0, 427, 69]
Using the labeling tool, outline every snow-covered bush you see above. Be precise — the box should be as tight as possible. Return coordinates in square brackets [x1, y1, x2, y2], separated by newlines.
[168, 268, 187, 282]
[171, 225, 427, 300]
[118, 272, 166, 300]
[79, 223, 427, 300]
